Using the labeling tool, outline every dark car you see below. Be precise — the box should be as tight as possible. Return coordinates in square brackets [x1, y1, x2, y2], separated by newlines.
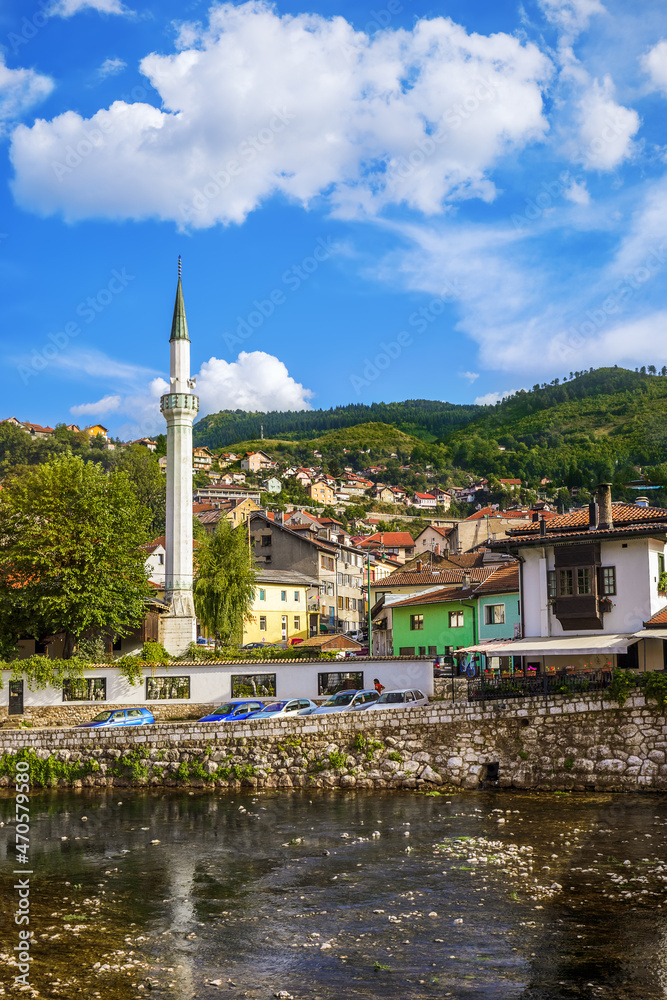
[75, 708, 155, 729]
[198, 699, 266, 722]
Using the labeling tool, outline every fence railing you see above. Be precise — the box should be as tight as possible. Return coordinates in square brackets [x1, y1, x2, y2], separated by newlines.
[467, 669, 613, 703]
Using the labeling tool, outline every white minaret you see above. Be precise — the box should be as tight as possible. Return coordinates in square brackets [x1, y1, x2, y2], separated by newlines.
[159, 257, 199, 654]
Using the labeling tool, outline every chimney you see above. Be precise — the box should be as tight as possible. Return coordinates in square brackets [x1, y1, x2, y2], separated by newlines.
[635, 496, 650, 507]
[588, 501, 598, 531]
[539, 516, 547, 538]
[597, 483, 613, 530]
[531, 511, 539, 522]
[463, 571, 471, 588]
[416, 559, 423, 573]
[434, 543, 440, 556]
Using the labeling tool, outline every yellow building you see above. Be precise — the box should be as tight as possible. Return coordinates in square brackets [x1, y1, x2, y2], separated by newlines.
[243, 570, 319, 645]
[308, 479, 336, 504]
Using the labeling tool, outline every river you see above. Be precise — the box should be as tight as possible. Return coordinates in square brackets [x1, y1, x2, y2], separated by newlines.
[1, 789, 667, 998]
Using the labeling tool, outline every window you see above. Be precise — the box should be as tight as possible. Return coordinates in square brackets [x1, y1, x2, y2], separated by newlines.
[428, 645, 437, 655]
[601, 566, 617, 596]
[410, 614, 424, 630]
[337, 573, 343, 585]
[577, 567, 592, 594]
[449, 611, 464, 628]
[261, 535, 272, 547]
[157, 553, 164, 565]
[329, 606, 335, 618]
[294, 591, 300, 602]
[351, 598, 357, 611]
[231, 673, 276, 697]
[659, 554, 665, 576]
[559, 569, 574, 595]
[318, 671, 363, 696]
[294, 616, 300, 630]
[547, 570, 556, 599]
[259, 588, 266, 601]
[338, 596, 344, 610]
[484, 604, 505, 625]
[280, 590, 287, 602]
[399, 646, 416, 655]
[259, 615, 267, 631]
[321, 555, 335, 571]
[146, 676, 190, 700]
[62, 678, 106, 702]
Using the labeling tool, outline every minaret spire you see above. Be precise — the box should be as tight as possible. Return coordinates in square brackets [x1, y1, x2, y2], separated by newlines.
[159, 258, 199, 655]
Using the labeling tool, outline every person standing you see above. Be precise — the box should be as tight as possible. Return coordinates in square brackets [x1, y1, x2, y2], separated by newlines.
[374, 677, 385, 695]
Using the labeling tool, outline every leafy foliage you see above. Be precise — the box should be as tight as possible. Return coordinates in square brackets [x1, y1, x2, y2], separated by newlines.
[0, 454, 152, 657]
[643, 671, 667, 712]
[609, 669, 635, 707]
[193, 520, 257, 649]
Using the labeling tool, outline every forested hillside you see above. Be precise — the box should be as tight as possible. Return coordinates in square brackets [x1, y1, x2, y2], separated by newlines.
[194, 367, 667, 492]
[193, 399, 482, 448]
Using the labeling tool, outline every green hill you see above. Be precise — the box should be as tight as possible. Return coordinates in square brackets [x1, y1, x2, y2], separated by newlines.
[194, 367, 667, 492]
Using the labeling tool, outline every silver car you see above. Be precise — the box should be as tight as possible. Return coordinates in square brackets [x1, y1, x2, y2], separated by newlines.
[310, 689, 379, 714]
[366, 689, 429, 710]
[246, 698, 317, 720]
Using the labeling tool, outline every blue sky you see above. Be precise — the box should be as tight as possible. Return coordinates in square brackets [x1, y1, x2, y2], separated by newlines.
[1, 0, 667, 438]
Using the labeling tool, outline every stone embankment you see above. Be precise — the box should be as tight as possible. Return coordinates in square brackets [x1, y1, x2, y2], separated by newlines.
[1, 692, 666, 793]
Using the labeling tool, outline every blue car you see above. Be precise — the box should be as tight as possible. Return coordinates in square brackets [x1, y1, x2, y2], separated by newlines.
[76, 708, 155, 728]
[198, 699, 266, 722]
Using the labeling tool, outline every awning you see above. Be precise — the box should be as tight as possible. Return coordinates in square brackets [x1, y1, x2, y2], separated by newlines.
[453, 640, 515, 654]
[633, 629, 667, 640]
[455, 634, 640, 656]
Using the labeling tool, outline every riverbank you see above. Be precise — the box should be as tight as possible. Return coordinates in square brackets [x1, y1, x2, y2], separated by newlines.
[1, 691, 666, 792]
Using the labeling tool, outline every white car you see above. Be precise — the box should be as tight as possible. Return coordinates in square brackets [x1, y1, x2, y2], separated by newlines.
[310, 689, 379, 714]
[246, 699, 318, 720]
[366, 689, 429, 710]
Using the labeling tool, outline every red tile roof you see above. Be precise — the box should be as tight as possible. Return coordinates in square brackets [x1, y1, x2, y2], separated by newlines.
[414, 492, 436, 500]
[474, 563, 520, 594]
[359, 532, 415, 548]
[509, 502, 667, 536]
[379, 566, 495, 587]
[392, 586, 474, 608]
[466, 506, 532, 521]
[645, 605, 667, 626]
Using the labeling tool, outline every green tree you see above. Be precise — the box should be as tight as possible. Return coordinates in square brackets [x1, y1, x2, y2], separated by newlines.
[193, 521, 257, 650]
[110, 444, 166, 536]
[0, 454, 152, 658]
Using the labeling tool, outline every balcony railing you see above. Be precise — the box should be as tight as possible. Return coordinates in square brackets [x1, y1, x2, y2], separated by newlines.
[467, 669, 613, 703]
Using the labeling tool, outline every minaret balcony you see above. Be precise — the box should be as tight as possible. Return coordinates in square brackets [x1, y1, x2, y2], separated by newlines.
[160, 393, 200, 413]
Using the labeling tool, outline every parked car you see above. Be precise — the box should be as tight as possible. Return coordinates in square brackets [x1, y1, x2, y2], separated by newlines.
[240, 642, 269, 650]
[310, 689, 379, 714]
[196, 636, 215, 646]
[198, 699, 266, 722]
[246, 699, 318, 719]
[366, 689, 429, 710]
[75, 708, 155, 729]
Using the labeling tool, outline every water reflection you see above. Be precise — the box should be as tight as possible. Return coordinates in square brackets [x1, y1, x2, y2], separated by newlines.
[1, 790, 666, 998]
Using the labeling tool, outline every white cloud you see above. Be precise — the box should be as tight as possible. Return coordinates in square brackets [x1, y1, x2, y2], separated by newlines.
[49, 349, 158, 384]
[48, 0, 132, 16]
[70, 393, 122, 416]
[196, 352, 314, 415]
[98, 57, 127, 78]
[62, 350, 313, 436]
[9, 2, 551, 226]
[474, 389, 521, 406]
[538, 0, 605, 36]
[0, 55, 54, 133]
[641, 40, 667, 96]
[563, 178, 590, 204]
[458, 370, 479, 382]
[574, 76, 640, 170]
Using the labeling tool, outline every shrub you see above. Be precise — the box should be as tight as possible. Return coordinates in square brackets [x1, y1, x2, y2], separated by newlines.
[644, 671, 667, 712]
[609, 669, 635, 707]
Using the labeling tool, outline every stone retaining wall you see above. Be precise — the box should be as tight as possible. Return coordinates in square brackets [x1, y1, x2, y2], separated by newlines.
[1, 692, 666, 793]
[1, 702, 216, 729]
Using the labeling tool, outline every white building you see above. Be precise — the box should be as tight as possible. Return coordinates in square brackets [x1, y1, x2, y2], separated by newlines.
[488, 488, 667, 673]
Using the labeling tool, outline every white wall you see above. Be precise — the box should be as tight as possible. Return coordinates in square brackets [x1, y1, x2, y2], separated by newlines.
[521, 536, 667, 637]
[0, 659, 434, 709]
